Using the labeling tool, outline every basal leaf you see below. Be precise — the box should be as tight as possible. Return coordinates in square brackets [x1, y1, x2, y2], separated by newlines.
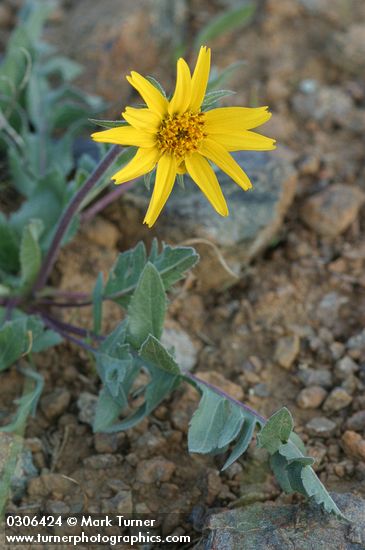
[194, 4, 255, 48]
[140, 335, 180, 375]
[188, 385, 245, 455]
[19, 218, 44, 290]
[127, 263, 166, 349]
[0, 319, 27, 371]
[222, 416, 256, 471]
[257, 407, 293, 454]
[93, 387, 122, 432]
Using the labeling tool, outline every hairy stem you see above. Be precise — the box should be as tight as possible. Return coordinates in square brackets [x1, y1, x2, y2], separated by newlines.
[32, 145, 120, 294]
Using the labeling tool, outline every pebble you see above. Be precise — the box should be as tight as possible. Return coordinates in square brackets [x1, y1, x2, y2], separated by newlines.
[306, 417, 336, 438]
[298, 367, 333, 389]
[27, 473, 71, 498]
[94, 432, 123, 454]
[328, 24, 365, 75]
[83, 454, 119, 470]
[296, 386, 327, 409]
[335, 356, 359, 380]
[300, 184, 365, 238]
[330, 342, 345, 360]
[346, 411, 365, 432]
[101, 490, 133, 514]
[323, 388, 353, 412]
[45, 500, 70, 515]
[274, 334, 300, 369]
[292, 85, 353, 126]
[40, 389, 71, 420]
[77, 392, 98, 425]
[135, 457, 176, 483]
[347, 329, 365, 357]
[342, 431, 365, 461]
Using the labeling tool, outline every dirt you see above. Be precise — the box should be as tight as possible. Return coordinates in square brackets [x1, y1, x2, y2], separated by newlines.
[2, 0, 365, 547]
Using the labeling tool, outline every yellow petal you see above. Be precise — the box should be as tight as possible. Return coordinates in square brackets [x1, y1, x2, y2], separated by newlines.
[190, 46, 211, 112]
[126, 71, 168, 116]
[212, 130, 276, 152]
[205, 106, 271, 132]
[185, 153, 228, 216]
[168, 58, 192, 115]
[144, 154, 177, 227]
[112, 147, 160, 185]
[200, 138, 252, 191]
[123, 107, 161, 133]
[91, 126, 156, 148]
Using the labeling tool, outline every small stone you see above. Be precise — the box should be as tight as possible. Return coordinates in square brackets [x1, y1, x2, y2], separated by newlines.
[341, 375, 359, 395]
[136, 457, 176, 484]
[161, 327, 198, 372]
[346, 411, 365, 432]
[293, 85, 353, 126]
[46, 500, 70, 514]
[296, 386, 327, 409]
[347, 329, 365, 355]
[330, 342, 345, 360]
[83, 454, 119, 470]
[40, 389, 71, 420]
[328, 24, 365, 75]
[101, 490, 133, 514]
[323, 387, 353, 412]
[306, 417, 336, 438]
[94, 432, 121, 454]
[252, 383, 270, 398]
[274, 334, 300, 369]
[298, 367, 333, 388]
[300, 184, 365, 238]
[335, 356, 359, 380]
[27, 474, 72, 498]
[207, 469, 224, 505]
[77, 392, 97, 425]
[316, 292, 348, 327]
[342, 431, 365, 461]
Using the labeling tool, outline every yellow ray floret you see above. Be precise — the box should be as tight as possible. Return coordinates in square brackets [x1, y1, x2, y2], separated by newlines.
[91, 45, 276, 227]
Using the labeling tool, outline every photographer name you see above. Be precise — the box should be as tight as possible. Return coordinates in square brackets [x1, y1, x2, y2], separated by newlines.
[81, 515, 156, 528]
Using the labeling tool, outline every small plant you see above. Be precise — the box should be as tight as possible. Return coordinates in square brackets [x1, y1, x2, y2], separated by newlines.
[0, 0, 344, 520]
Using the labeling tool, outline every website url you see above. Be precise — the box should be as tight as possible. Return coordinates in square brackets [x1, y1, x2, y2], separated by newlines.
[6, 531, 191, 546]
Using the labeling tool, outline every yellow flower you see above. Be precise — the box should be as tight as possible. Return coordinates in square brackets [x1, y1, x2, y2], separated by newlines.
[91, 46, 275, 227]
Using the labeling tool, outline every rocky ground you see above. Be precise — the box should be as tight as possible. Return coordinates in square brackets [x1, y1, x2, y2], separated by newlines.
[1, 0, 365, 548]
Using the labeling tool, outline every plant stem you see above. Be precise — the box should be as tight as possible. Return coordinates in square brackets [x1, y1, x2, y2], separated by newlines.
[32, 145, 121, 294]
[41, 315, 97, 352]
[81, 179, 136, 223]
[40, 312, 104, 341]
[185, 371, 266, 425]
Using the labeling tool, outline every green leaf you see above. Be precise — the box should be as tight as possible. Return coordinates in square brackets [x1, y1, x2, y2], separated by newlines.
[256, 407, 293, 454]
[0, 319, 27, 371]
[89, 119, 129, 129]
[188, 385, 245, 455]
[301, 466, 345, 518]
[0, 213, 20, 274]
[145, 76, 167, 97]
[41, 56, 83, 81]
[128, 263, 166, 349]
[0, 366, 44, 434]
[140, 335, 180, 375]
[194, 4, 255, 49]
[19, 218, 44, 290]
[26, 315, 62, 353]
[105, 241, 199, 306]
[201, 89, 235, 110]
[93, 387, 122, 432]
[207, 61, 246, 91]
[222, 416, 256, 471]
[92, 272, 103, 335]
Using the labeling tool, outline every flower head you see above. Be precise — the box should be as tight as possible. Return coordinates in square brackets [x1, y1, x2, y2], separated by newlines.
[91, 46, 275, 227]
